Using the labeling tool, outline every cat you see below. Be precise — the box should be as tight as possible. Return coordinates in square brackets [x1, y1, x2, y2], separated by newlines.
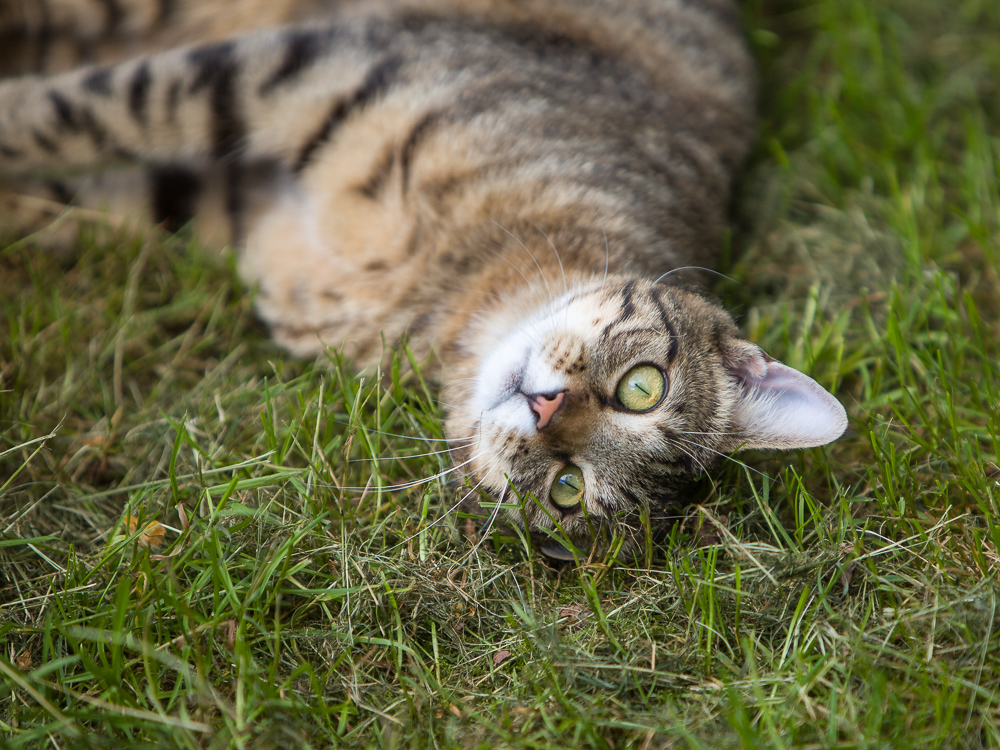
[0, 0, 847, 559]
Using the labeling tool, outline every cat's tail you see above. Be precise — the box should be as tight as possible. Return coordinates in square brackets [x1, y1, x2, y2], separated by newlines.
[0, 24, 394, 176]
[0, 0, 334, 77]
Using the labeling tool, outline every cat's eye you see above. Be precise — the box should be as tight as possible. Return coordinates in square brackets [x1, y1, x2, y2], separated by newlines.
[550, 464, 585, 509]
[616, 364, 666, 412]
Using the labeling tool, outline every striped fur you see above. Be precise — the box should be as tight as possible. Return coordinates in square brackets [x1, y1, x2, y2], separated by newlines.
[0, 0, 848, 557]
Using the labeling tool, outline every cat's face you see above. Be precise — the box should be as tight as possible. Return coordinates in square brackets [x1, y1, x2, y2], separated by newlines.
[445, 276, 847, 558]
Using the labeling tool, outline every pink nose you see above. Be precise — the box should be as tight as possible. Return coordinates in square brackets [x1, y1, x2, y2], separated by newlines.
[529, 391, 566, 430]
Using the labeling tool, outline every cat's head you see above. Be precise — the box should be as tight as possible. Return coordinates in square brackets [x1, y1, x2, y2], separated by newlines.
[444, 275, 847, 559]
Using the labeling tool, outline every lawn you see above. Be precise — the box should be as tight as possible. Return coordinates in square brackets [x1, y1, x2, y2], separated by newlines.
[2, 0, 999, 747]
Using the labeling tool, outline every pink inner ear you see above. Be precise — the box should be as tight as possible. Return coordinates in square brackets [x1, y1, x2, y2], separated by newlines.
[726, 346, 848, 450]
[732, 349, 771, 380]
[744, 360, 811, 393]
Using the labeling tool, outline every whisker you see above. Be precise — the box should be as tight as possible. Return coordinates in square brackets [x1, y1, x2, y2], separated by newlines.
[327, 418, 468, 444]
[676, 429, 741, 437]
[381, 454, 505, 554]
[665, 438, 715, 484]
[477, 238, 545, 309]
[442, 283, 504, 301]
[455, 482, 507, 566]
[529, 220, 568, 296]
[310, 449, 487, 493]
[474, 239, 552, 346]
[652, 266, 736, 286]
[665, 438, 710, 474]
[673, 436, 771, 479]
[599, 219, 610, 296]
[491, 219, 554, 303]
[442, 376, 479, 386]
[645, 512, 690, 523]
[343, 443, 469, 463]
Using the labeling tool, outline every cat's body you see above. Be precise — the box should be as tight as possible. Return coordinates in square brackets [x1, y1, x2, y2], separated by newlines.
[0, 0, 847, 556]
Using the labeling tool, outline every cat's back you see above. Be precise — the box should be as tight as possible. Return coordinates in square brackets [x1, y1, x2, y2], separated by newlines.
[2, 0, 753, 117]
[0, 0, 756, 358]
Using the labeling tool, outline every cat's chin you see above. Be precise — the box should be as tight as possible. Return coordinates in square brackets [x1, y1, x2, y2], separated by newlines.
[462, 506, 647, 564]
[498, 518, 651, 563]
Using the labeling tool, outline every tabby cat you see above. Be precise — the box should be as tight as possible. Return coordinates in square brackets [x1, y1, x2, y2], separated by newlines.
[0, 0, 847, 558]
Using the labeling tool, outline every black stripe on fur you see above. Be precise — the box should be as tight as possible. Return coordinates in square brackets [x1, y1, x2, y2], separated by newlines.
[294, 54, 403, 173]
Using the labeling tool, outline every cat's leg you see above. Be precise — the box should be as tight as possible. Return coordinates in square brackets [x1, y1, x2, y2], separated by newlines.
[0, 21, 402, 243]
[0, 23, 394, 172]
[0, 19, 447, 356]
[0, 170, 150, 249]
[0, 0, 354, 74]
[0, 165, 254, 250]
[0, 4, 373, 242]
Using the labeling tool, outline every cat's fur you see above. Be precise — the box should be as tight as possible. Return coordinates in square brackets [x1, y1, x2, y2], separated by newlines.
[0, 0, 847, 557]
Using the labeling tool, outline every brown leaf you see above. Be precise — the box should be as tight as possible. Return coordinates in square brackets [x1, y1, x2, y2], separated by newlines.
[839, 560, 861, 595]
[219, 619, 237, 652]
[557, 603, 592, 631]
[149, 546, 183, 561]
[14, 650, 32, 671]
[695, 532, 721, 547]
[693, 514, 727, 548]
[493, 649, 512, 667]
[559, 604, 582, 620]
[125, 515, 166, 549]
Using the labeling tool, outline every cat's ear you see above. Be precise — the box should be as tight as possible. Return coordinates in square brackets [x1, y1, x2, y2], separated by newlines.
[722, 340, 848, 451]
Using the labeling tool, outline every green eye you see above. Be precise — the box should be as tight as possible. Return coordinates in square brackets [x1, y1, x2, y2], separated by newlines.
[550, 464, 585, 509]
[616, 364, 666, 412]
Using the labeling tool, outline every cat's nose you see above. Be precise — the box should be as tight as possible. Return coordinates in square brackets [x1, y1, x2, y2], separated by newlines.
[528, 391, 566, 430]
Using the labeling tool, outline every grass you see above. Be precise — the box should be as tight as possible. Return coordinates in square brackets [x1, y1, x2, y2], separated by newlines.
[2, 0, 1000, 746]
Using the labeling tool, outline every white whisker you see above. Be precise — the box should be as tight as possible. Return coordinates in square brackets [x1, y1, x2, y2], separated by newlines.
[664, 437, 713, 479]
[676, 429, 741, 437]
[343, 443, 469, 463]
[474, 238, 552, 346]
[326, 418, 467, 443]
[599, 220, 610, 296]
[477, 238, 545, 308]
[491, 219, 554, 303]
[652, 266, 736, 286]
[673, 435, 771, 479]
[529, 220, 568, 296]
[444, 284, 503, 301]
[455, 482, 507, 566]
[312, 449, 487, 492]
[381, 453, 505, 554]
